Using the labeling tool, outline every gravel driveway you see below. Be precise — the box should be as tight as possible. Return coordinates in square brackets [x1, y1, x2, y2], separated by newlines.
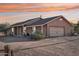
[5, 36, 79, 56]
[0, 36, 79, 56]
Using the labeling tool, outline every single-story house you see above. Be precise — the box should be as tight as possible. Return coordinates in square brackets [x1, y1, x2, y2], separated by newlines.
[8, 15, 73, 37]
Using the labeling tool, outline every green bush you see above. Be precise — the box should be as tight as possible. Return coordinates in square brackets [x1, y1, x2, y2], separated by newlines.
[0, 23, 10, 36]
[31, 31, 44, 41]
[74, 21, 79, 33]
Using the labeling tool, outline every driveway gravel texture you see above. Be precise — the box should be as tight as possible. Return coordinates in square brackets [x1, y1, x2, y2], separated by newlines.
[0, 36, 79, 56]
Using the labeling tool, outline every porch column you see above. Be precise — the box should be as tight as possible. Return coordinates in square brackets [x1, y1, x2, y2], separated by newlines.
[23, 26, 26, 35]
[32, 26, 36, 33]
[11, 27, 14, 35]
[17, 26, 18, 36]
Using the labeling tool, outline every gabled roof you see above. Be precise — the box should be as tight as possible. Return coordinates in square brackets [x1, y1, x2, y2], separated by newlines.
[11, 15, 72, 27]
[24, 16, 59, 26]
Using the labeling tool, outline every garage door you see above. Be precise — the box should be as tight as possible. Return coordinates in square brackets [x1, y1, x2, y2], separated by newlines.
[49, 27, 64, 36]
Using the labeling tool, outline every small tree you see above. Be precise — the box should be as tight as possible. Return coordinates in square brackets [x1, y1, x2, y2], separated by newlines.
[74, 21, 79, 33]
[0, 23, 10, 35]
[31, 31, 44, 41]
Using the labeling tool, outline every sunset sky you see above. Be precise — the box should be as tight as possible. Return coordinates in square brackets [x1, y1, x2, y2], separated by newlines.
[0, 3, 79, 24]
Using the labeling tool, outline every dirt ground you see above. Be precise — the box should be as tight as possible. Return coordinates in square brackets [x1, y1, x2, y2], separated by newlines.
[0, 36, 79, 56]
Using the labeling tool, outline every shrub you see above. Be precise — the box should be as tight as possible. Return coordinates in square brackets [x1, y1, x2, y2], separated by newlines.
[74, 21, 79, 33]
[0, 23, 10, 36]
[31, 31, 44, 41]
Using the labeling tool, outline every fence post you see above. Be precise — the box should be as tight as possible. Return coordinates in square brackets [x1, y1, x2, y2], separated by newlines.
[11, 50, 14, 56]
[4, 45, 10, 56]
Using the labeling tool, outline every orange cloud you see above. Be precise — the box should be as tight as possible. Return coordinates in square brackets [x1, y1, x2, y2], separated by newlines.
[0, 3, 79, 12]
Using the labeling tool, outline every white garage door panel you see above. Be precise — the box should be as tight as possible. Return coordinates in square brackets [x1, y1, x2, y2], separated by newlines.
[50, 27, 64, 36]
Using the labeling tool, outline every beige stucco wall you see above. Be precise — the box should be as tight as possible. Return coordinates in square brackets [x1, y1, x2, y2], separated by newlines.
[46, 17, 73, 37]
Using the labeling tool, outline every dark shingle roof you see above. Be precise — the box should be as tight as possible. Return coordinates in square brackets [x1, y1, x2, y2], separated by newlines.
[11, 17, 41, 27]
[26, 16, 59, 26]
[24, 17, 42, 26]
[12, 15, 70, 27]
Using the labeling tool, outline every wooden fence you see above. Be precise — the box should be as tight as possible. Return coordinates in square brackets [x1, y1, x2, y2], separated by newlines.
[0, 45, 14, 56]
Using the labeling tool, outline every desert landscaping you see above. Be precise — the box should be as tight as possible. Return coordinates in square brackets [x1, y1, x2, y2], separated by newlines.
[0, 36, 79, 56]
[0, 3, 79, 56]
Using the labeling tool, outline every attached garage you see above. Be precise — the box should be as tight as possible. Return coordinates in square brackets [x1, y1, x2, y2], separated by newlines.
[49, 27, 64, 36]
[46, 16, 73, 37]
